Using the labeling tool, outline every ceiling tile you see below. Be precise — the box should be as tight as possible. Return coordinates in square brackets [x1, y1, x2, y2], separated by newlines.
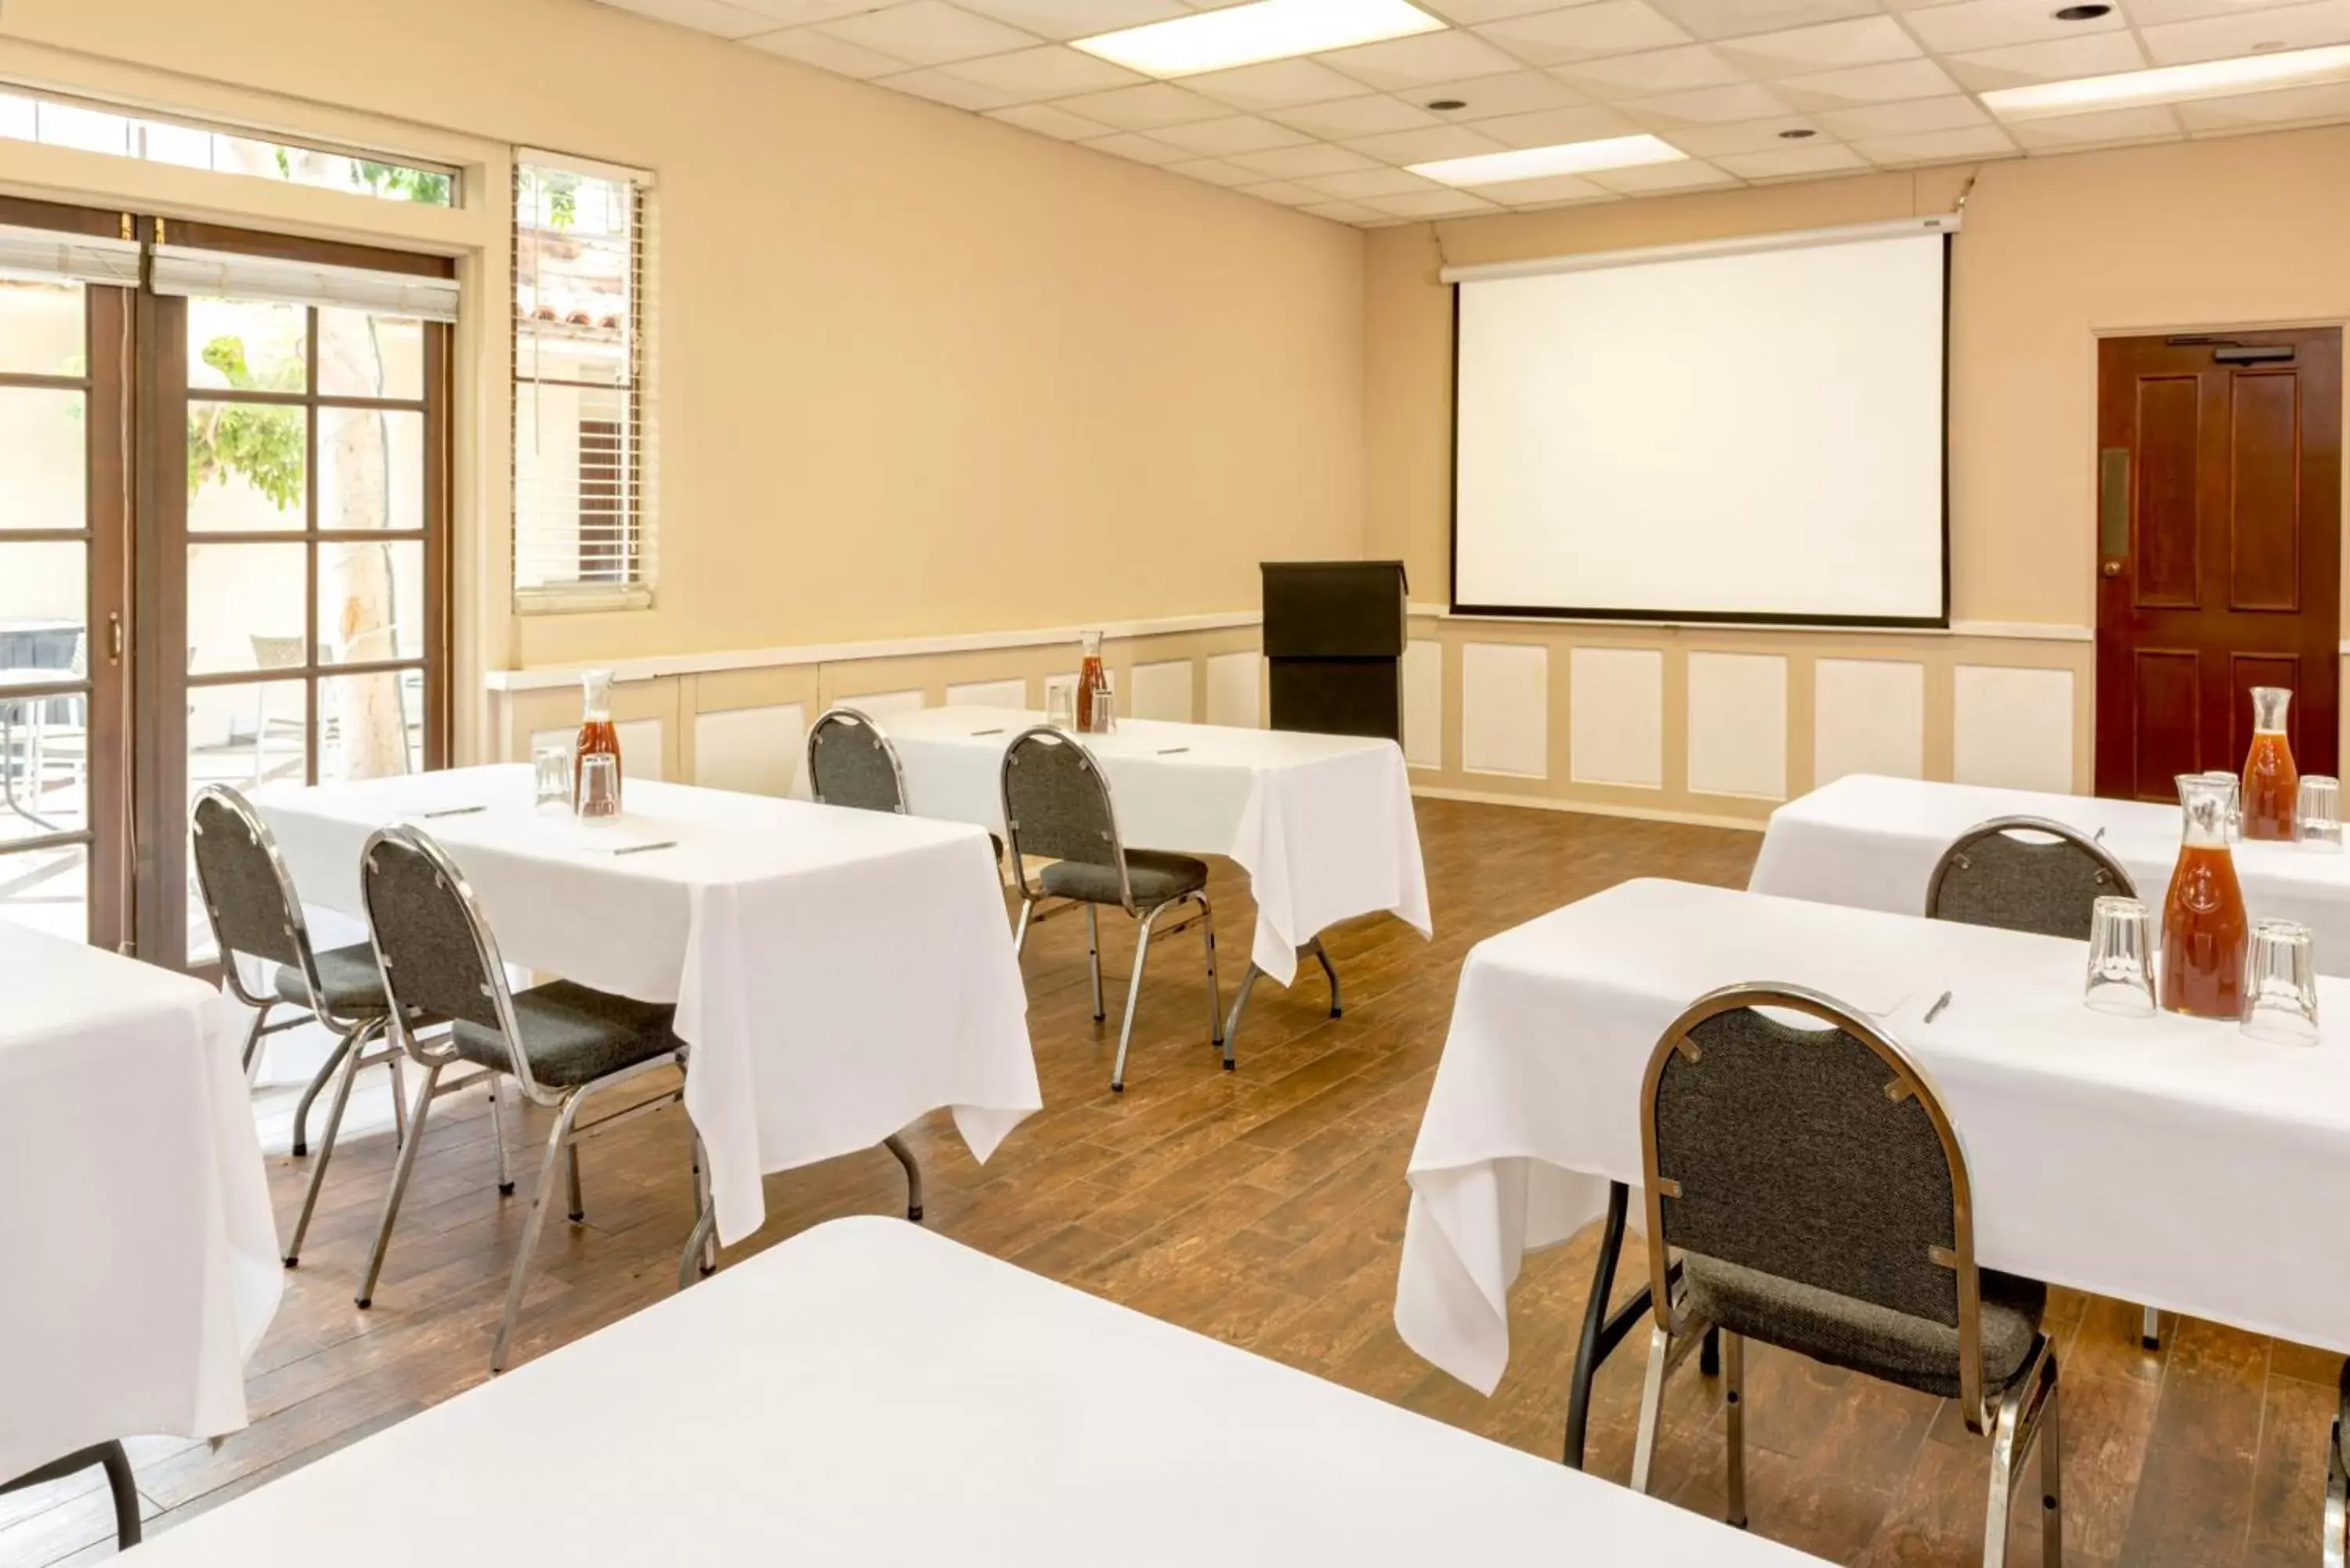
[943, 44, 1141, 95]
[816, 2, 1042, 65]
[949, 0, 1188, 39]
[1299, 199, 1391, 224]
[1643, 0, 1883, 40]
[1853, 122, 2019, 164]
[878, 66, 1027, 107]
[2121, 0, 2321, 23]
[1184, 58, 1369, 111]
[1716, 16, 1922, 76]
[743, 24, 908, 75]
[1055, 81, 1231, 128]
[1477, 2, 1697, 64]
[1227, 141, 1383, 177]
[1417, 0, 1582, 21]
[1341, 123, 1515, 162]
[1080, 131, 1195, 164]
[1162, 156, 1264, 185]
[1589, 155, 1740, 190]
[1716, 139, 1872, 175]
[1622, 81, 1796, 123]
[983, 101, 1116, 137]
[2176, 78, 2350, 126]
[1266, 95, 1444, 135]
[1817, 93, 1990, 136]
[1238, 181, 1329, 206]
[1302, 165, 1448, 197]
[1900, 0, 2128, 53]
[1775, 56, 1962, 107]
[1551, 44, 1745, 99]
[1941, 31, 2148, 91]
[1151, 113, 1318, 154]
[2007, 103, 2184, 146]
[1361, 187, 1508, 217]
[1665, 113, 1831, 151]
[600, 0, 806, 38]
[1412, 70, 1593, 116]
[2139, 0, 2350, 65]
[1484, 171, 1614, 203]
[730, 0, 900, 20]
[1471, 103, 1647, 144]
[1318, 29, 1525, 88]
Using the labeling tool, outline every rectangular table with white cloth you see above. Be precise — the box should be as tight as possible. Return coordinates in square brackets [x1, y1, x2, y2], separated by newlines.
[0, 924, 281, 1532]
[251, 764, 1039, 1249]
[871, 704, 1431, 1030]
[118, 1216, 1825, 1568]
[1751, 772, 2350, 974]
[1395, 877, 2350, 1467]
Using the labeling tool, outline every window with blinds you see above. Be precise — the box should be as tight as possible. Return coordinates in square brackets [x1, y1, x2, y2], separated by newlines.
[512, 154, 653, 608]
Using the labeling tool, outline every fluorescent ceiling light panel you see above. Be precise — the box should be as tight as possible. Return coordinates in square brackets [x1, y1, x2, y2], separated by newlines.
[1073, 0, 1444, 78]
[1409, 134, 1687, 186]
[1981, 43, 2350, 120]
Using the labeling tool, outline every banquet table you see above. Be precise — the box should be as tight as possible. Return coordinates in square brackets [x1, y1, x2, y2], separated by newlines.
[869, 704, 1431, 1013]
[1395, 877, 2350, 1448]
[0, 924, 281, 1486]
[1750, 772, 2350, 974]
[117, 1216, 1824, 1568]
[251, 764, 1039, 1248]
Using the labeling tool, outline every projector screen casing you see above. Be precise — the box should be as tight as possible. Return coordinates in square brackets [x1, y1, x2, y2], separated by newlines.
[1448, 230, 1950, 628]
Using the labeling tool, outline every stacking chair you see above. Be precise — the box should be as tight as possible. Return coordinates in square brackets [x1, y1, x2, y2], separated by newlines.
[190, 783, 423, 1268]
[1001, 725, 1224, 1093]
[353, 824, 691, 1373]
[808, 703, 1003, 873]
[1926, 815, 2160, 1351]
[1631, 983, 2062, 1567]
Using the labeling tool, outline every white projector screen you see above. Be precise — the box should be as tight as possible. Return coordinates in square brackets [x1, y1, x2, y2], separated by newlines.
[1452, 228, 1949, 625]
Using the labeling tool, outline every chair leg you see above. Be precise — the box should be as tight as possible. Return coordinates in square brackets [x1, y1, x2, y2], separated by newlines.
[1222, 963, 1262, 1047]
[1629, 1324, 1673, 1495]
[239, 1000, 273, 1078]
[2040, 1366, 2063, 1568]
[96, 1440, 139, 1550]
[884, 1132, 924, 1222]
[486, 1074, 514, 1195]
[1724, 1331, 1747, 1529]
[2325, 1406, 2347, 1568]
[490, 1088, 589, 1374]
[385, 1051, 407, 1148]
[566, 1142, 584, 1224]
[284, 1018, 378, 1267]
[355, 1060, 442, 1309]
[1194, 891, 1227, 1066]
[289, 1024, 355, 1158]
[692, 1135, 718, 1276]
[1110, 905, 1162, 1094]
[2140, 1306, 2160, 1350]
[1984, 1340, 2060, 1568]
[1085, 903, 1104, 1022]
[1309, 934, 1343, 1019]
[1013, 896, 1035, 957]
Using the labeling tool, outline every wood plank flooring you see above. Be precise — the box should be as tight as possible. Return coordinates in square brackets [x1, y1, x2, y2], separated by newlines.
[5, 798, 2339, 1564]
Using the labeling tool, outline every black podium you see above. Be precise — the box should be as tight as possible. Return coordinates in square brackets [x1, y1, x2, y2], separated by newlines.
[1261, 560, 1408, 744]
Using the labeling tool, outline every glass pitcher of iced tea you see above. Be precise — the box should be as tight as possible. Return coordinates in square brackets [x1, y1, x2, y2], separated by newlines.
[2240, 685, 2299, 841]
[2160, 772, 2249, 1019]
[575, 668, 622, 811]
[1076, 630, 1107, 735]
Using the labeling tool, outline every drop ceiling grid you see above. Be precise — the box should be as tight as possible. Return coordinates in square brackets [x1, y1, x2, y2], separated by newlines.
[589, 0, 2350, 224]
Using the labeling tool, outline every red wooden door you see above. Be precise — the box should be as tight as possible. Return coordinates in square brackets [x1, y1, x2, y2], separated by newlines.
[2095, 328, 2342, 801]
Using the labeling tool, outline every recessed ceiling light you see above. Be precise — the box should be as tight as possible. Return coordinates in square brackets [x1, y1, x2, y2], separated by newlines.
[1408, 134, 1687, 186]
[1777, 128, 1817, 139]
[1981, 42, 2350, 118]
[1426, 98, 1468, 110]
[1072, 0, 1444, 78]
[2052, 4, 2112, 20]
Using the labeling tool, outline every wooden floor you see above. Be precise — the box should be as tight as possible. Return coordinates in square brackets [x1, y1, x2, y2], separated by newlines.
[5, 798, 2339, 1565]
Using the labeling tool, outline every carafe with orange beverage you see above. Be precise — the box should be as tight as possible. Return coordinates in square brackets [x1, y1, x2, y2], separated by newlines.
[2240, 685, 2299, 841]
[2160, 772, 2249, 1019]
[1076, 630, 1107, 735]
[574, 668, 621, 811]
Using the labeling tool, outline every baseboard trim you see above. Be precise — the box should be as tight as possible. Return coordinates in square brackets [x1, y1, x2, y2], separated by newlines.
[1411, 783, 1770, 833]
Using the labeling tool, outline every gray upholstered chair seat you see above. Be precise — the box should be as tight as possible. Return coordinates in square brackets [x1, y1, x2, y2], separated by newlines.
[1039, 847, 1207, 909]
[274, 941, 391, 1015]
[1680, 1253, 2045, 1400]
[450, 981, 681, 1089]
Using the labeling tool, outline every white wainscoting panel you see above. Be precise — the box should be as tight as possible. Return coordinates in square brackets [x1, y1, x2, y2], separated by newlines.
[1402, 640, 1442, 770]
[1814, 659, 1925, 786]
[531, 719, 663, 781]
[844, 688, 925, 719]
[1129, 659, 1194, 724]
[1686, 652, 1787, 800]
[692, 703, 807, 797]
[1567, 646, 1662, 789]
[1954, 665, 2075, 793]
[1206, 651, 1261, 729]
[945, 678, 1028, 709]
[1462, 642, 1549, 779]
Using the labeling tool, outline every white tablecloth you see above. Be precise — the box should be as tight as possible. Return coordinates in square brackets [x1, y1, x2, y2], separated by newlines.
[1397, 877, 2350, 1395]
[867, 706, 1431, 986]
[0, 926, 280, 1481]
[253, 766, 1039, 1248]
[1752, 772, 2350, 975]
[120, 1217, 1822, 1566]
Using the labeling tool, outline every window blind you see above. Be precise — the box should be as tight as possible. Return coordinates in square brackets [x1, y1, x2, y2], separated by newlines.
[0, 222, 142, 287]
[150, 244, 458, 321]
[512, 154, 653, 607]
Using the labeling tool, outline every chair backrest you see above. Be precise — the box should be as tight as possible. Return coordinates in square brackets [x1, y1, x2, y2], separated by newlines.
[999, 725, 1128, 905]
[1640, 981, 1987, 1414]
[189, 783, 321, 1010]
[358, 825, 540, 1097]
[805, 706, 906, 815]
[1925, 815, 2135, 939]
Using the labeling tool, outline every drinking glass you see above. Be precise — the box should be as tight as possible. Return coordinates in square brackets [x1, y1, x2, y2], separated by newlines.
[2241, 917, 2319, 1046]
[1091, 689, 1116, 735]
[2083, 895, 2156, 1017]
[576, 753, 621, 821]
[532, 740, 573, 813]
[1046, 682, 1076, 730]
[2299, 775, 2343, 851]
[2200, 770, 2243, 842]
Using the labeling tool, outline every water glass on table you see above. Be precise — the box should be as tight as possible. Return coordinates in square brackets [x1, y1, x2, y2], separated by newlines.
[1046, 683, 1076, 730]
[2241, 918, 2319, 1046]
[2298, 775, 2342, 851]
[533, 741, 574, 814]
[577, 753, 622, 821]
[2083, 895, 2155, 1017]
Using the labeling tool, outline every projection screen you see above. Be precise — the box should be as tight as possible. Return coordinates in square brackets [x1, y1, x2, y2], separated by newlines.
[1451, 221, 1951, 626]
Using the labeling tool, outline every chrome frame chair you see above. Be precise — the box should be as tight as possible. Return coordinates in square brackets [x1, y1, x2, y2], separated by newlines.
[352, 824, 690, 1373]
[190, 782, 431, 1268]
[1925, 814, 2161, 1352]
[1632, 983, 2062, 1567]
[1001, 725, 1223, 1093]
[805, 704, 912, 813]
[2326, 1360, 2348, 1568]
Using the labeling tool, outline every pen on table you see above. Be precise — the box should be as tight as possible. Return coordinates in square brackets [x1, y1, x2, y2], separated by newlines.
[969, 727, 1004, 736]
[611, 840, 677, 856]
[421, 805, 486, 818]
[1923, 990, 1952, 1024]
[1157, 746, 1190, 755]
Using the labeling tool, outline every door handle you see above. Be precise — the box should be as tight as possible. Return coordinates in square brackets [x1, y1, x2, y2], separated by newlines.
[2102, 561, 2124, 578]
[108, 610, 123, 663]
